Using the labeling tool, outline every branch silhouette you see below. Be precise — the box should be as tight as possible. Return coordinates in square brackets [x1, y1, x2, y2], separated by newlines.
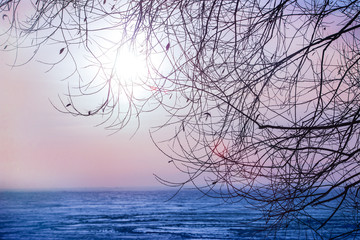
[1, 0, 360, 238]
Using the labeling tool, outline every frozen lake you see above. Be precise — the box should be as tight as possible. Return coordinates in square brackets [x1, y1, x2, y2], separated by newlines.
[0, 190, 357, 239]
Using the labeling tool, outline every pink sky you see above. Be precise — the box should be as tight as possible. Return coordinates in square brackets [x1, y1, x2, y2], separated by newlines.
[0, 50, 181, 190]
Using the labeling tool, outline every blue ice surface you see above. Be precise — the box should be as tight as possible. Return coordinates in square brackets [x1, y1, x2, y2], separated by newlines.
[0, 189, 357, 239]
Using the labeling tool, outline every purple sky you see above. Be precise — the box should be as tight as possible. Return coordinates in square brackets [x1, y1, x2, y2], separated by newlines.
[0, 50, 182, 190]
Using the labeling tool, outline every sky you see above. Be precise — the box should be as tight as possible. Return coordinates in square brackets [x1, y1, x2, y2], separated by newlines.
[0, 48, 182, 190]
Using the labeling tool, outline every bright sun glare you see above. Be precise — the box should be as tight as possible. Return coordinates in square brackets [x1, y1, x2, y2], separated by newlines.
[80, 30, 164, 110]
[116, 47, 148, 83]
[112, 40, 166, 101]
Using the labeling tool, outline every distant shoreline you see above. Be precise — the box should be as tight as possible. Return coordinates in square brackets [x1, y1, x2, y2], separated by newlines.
[0, 186, 197, 193]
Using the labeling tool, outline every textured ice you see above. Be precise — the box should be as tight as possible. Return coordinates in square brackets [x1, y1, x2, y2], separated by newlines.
[0, 190, 357, 239]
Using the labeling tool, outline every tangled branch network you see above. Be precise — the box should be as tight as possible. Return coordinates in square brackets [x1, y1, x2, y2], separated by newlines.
[1, 0, 360, 238]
